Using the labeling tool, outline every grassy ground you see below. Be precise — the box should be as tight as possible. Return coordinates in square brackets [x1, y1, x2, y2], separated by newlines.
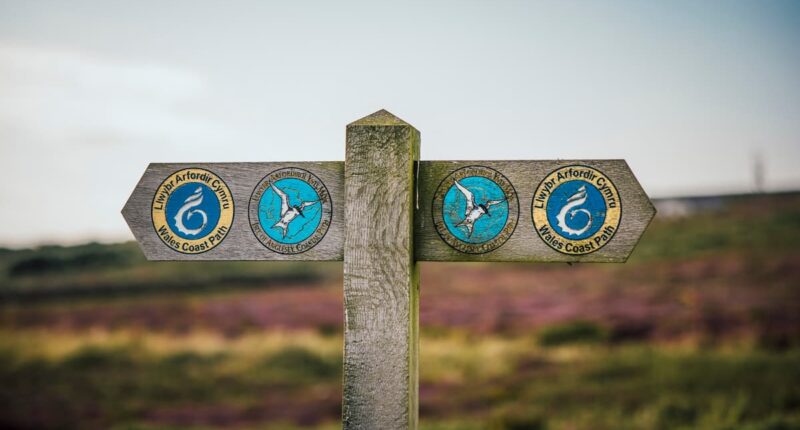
[0, 192, 799, 429]
[0, 329, 798, 430]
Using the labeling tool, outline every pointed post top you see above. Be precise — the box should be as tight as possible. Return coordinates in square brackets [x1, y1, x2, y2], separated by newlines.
[348, 109, 416, 129]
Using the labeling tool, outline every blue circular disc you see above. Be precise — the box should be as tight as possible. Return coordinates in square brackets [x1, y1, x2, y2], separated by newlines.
[545, 180, 606, 240]
[442, 176, 509, 244]
[165, 183, 221, 240]
[258, 178, 323, 245]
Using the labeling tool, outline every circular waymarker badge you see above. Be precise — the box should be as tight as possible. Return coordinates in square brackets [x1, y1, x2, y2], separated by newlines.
[532, 165, 621, 255]
[249, 167, 332, 254]
[433, 166, 519, 254]
[152, 168, 234, 254]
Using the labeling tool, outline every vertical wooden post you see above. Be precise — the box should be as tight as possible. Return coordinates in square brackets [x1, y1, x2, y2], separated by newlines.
[343, 110, 420, 429]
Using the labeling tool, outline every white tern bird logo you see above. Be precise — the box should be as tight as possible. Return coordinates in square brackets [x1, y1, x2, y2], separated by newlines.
[270, 183, 320, 239]
[453, 179, 505, 238]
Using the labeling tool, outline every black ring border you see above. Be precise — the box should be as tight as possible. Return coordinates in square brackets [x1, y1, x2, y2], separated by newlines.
[432, 165, 520, 255]
[150, 167, 235, 256]
[248, 167, 333, 255]
[530, 163, 623, 256]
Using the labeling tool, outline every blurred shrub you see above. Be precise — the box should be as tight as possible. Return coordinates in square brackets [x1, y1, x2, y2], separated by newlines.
[489, 406, 547, 430]
[537, 321, 608, 347]
[8, 256, 64, 275]
[63, 345, 136, 371]
[751, 308, 800, 351]
[8, 246, 136, 277]
[161, 351, 228, 368]
[744, 417, 800, 430]
[654, 397, 698, 429]
[608, 321, 654, 343]
[260, 347, 340, 380]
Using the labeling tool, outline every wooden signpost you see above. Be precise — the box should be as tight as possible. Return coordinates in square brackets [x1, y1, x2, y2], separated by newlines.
[122, 109, 655, 429]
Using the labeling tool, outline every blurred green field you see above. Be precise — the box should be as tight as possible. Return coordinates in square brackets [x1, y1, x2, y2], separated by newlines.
[1, 330, 798, 430]
[1, 192, 799, 429]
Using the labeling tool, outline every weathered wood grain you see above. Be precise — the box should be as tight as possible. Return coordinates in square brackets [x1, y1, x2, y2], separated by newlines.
[415, 160, 655, 262]
[121, 162, 343, 261]
[342, 110, 420, 429]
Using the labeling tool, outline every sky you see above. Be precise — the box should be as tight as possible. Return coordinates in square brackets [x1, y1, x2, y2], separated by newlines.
[0, 0, 799, 247]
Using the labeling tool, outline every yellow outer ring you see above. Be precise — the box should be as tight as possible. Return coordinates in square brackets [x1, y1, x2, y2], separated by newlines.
[151, 168, 234, 254]
[532, 165, 621, 255]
